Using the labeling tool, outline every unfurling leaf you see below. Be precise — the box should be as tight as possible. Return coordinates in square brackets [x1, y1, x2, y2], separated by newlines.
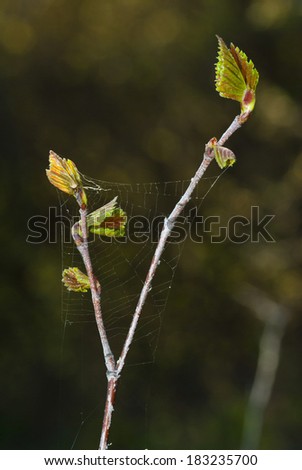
[62, 267, 91, 292]
[86, 197, 127, 237]
[206, 137, 236, 170]
[215, 36, 259, 117]
[46, 151, 87, 207]
[214, 145, 236, 169]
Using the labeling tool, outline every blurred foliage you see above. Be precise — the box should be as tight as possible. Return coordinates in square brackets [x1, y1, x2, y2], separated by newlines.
[1, 0, 302, 450]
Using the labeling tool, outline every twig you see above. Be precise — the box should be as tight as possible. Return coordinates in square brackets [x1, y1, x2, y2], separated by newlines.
[99, 376, 117, 450]
[117, 114, 242, 376]
[75, 209, 116, 374]
[73, 208, 118, 450]
[75, 113, 244, 449]
[50, 34, 259, 450]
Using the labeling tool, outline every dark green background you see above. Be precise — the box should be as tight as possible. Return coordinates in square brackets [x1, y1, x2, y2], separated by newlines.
[1, 0, 302, 449]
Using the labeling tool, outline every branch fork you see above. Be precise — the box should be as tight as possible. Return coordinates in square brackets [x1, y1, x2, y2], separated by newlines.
[46, 36, 259, 449]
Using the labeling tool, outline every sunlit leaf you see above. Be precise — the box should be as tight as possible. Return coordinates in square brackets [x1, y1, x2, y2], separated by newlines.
[62, 267, 90, 292]
[86, 197, 127, 237]
[215, 36, 259, 115]
[46, 151, 87, 207]
[214, 145, 236, 169]
[206, 137, 236, 169]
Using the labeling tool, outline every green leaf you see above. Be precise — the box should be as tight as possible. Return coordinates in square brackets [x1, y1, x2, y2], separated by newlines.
[62, 267, 91, 292]
[215, 36, 259, 115]
[206, 137, 236, 170]
[86, 197, 127, 237]
[214, 145, 236, 169]
[46, 151, 87, 207]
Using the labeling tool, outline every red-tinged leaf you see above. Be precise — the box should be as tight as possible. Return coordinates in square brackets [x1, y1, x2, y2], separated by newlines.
[62, 267, 91, 292]
[206, 137, 236, 170]
[46, 151, 87, 207]
[215, 36, 259, 115]
[86, 197, 127, 237]
[230, 42, 259, 94]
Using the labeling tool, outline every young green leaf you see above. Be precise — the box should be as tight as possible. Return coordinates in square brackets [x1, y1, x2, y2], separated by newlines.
[62, 267, 91, 292]
[206, 137, 236, 170]
[46, 151, 87, 207]
[214, 145, 236, 169]
[86, 197, 127, 237]
[215, 36, 259, 117]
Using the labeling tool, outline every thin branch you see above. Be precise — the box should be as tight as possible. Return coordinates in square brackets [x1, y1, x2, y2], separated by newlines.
[75, 209, 116, 374]
[117, 114, 243, 376]
[99, 377, 117, 450]
[52, 34, 259, 450]
[73, 209, 119, 450]
[74, 113, 244, 449]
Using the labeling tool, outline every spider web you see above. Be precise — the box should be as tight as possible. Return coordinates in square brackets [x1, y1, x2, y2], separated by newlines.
[56, 169, 229, 448]
[59, 172, 225, 364]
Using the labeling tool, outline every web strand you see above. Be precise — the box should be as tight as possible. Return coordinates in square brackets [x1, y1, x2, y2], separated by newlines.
[59, 173, 225, 362]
